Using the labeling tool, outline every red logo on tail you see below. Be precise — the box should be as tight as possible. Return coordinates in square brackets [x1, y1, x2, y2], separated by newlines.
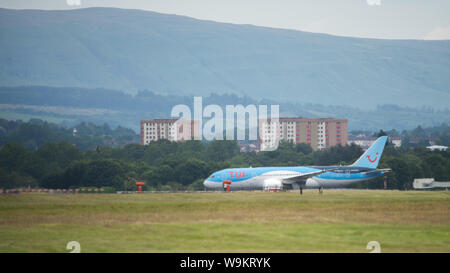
[366, 152, 379, 163]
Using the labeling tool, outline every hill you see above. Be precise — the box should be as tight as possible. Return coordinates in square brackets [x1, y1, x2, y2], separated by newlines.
[1, 86, 449, 131]
[0, 8, 449, 108]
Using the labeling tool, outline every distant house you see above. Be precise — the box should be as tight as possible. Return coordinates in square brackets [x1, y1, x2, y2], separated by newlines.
[348, 135, 401, 150]
[426, 145, 448, 151]
[409, 137, 439, 146]
[239, 142, 260, 152]
[347, 136, 377, 150]
[390, 137, 402, 148]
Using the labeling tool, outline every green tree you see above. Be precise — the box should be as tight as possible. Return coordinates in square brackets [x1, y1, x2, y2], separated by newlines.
[37, 142, 82, 169]
[0, 142, 28, 172]
[40, 172, 66, 189]
[175, 158, 208, 185]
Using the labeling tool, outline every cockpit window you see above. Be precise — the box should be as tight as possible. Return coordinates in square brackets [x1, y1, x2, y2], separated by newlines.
[210, 175, 215, 178]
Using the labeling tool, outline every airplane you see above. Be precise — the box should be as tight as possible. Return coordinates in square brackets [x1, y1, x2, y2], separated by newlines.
[203, 136, 390, 191]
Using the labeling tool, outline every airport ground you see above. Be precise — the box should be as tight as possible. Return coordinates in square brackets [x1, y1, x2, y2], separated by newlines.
[0, 190, 449, 252]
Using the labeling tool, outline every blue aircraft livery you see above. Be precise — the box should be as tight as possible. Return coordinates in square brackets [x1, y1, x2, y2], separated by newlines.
[203, 136, 390, 190]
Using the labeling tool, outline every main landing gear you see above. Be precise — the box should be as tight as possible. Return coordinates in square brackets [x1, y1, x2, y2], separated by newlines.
[299, 186, 323, 196]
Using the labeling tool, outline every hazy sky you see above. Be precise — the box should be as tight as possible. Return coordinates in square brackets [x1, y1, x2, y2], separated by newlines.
[1, 0, 449, 40]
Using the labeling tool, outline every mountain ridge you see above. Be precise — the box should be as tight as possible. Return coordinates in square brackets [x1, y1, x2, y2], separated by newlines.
[0, 7, 449, 108]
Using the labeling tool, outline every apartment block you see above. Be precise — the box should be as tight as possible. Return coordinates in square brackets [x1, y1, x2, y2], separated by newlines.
[259, 117, 348, 150]
[140, 119, 195, 145]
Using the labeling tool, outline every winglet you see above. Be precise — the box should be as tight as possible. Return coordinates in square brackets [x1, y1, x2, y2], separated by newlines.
[351, 136, 388, 169]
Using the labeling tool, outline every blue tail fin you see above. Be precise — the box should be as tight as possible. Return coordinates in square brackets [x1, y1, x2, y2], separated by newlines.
[351, 136, 388, 169]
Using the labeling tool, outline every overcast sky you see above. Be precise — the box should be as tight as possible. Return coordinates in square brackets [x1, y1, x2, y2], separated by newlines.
[1, 0, 449, 40]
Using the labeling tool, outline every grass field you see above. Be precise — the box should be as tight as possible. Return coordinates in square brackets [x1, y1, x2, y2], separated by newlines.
[0, 190, 449, 253]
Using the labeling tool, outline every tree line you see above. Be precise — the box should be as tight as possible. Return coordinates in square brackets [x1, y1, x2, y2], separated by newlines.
[0, 118, 138, 151]
[1, 137, 449, 191]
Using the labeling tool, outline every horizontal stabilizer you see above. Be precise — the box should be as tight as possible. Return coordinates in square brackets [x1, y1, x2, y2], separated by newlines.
[362, 168, 391, 175]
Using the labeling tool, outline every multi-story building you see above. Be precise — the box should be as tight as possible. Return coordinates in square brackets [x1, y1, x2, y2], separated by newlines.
[259, 117, 348, 150]
[140, 119, 195, 145]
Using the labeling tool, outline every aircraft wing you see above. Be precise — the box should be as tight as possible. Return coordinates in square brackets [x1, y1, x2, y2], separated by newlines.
[361, 168, 391, 175]
[281, 170, 328, 186]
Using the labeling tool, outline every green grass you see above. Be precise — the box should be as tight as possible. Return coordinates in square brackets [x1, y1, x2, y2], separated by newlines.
[0, 190, 449, 252]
